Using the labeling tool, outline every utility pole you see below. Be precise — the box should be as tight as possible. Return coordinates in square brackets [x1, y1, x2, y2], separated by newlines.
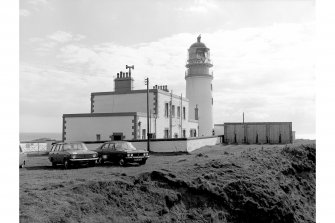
[144, 77, 150, 152]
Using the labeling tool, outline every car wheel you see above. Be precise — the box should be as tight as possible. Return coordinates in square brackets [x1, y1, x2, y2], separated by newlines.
[63, 159, 70, 169]
[139, 159, 146, 165]
[89, 161, 96, 167]
[118, 158, 126, 166]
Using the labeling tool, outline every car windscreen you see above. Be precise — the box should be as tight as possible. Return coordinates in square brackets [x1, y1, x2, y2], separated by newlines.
[115, 142, 136, 151]
[63, 143, 88, 151]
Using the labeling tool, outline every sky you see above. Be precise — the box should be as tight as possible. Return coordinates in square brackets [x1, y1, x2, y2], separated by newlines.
[19, 0, 315, 139]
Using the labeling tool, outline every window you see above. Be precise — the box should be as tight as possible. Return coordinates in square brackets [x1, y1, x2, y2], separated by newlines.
[164, 129, 169, 138]
[142, 129, 146, 139]
[172, 105, 175, 117]
[57, 145, 63, 151]
[165, 103, 169, 117]
[190, 129, 197, 137]
[183, 107, 186, 120]
[212, 98, 213, 105]
[63, 143, 86, 151]
[96, 134, 101, 141]
[174, 133, 178, 138]
[102, 143, 110, 150]
[211, 84, 212, 91]
[177, 106, 180, 118]
[183, 130, 186, 138]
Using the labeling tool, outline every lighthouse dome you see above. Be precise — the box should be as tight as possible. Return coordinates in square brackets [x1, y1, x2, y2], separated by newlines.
[189, 35, 207, 49]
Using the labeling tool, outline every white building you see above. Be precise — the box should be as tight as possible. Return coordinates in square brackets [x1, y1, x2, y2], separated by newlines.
[63, 36, 214, 142]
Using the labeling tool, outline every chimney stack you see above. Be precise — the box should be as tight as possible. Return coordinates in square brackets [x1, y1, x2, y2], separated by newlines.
[114, 69, 134, 92]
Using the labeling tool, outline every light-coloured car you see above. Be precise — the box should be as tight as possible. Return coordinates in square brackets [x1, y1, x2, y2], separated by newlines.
[19, 145, 27, 168]
[48, 142, 98, 169]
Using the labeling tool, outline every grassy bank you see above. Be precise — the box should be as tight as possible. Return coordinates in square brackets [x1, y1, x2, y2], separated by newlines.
[20, 143, 315, 223]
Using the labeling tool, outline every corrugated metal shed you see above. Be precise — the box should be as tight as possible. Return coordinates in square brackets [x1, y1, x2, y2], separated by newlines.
[224, 122, 293, 144]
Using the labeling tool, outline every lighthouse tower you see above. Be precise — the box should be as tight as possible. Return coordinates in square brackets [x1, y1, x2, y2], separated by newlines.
[185, 35, 213, 136]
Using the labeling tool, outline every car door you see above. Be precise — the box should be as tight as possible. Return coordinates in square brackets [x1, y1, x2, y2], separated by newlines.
[49, 144, 56, 160]
[99, 143, 109, 160]
[112, 142, 125, 162]
[55, 144, 63, 163]
[106, 143, 118, 162]
[50, 144, 58, 162]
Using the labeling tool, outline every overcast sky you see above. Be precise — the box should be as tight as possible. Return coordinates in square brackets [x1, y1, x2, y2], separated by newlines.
[20, 0, 315, 139]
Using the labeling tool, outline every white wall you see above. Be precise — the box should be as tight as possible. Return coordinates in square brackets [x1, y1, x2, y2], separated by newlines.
[186, 137, 219, 153]
[93, 92, 155, 114]
[132, 140, 187, 153]
[64, 116, 134, 141]
[131, 136, 219, 153]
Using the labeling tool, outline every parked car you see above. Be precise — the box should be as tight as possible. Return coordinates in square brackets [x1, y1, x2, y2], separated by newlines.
[95, 141, 149, 166]
[19, 145, 27, 168]
[48, 142, 98, 169]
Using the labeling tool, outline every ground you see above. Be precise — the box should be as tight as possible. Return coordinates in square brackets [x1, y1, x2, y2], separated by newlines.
[20, 141, 315, 223]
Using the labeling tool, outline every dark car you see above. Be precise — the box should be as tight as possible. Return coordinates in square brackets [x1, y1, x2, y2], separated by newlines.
[49, 142, 98, 169]
[95, 141, 149, 166]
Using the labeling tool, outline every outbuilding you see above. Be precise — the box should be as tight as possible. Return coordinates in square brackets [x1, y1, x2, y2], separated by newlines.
[223, 122, 293, 144]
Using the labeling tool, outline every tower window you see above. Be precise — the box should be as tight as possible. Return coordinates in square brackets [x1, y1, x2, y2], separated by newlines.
[177, 106, 180, 118]
[183, 107, 186, 120]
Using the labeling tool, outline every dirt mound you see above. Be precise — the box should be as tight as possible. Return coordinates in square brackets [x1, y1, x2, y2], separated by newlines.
[20, 144, 315, 223]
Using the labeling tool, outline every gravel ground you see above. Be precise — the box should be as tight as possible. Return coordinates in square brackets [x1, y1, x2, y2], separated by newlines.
[20, 142, 315, 223]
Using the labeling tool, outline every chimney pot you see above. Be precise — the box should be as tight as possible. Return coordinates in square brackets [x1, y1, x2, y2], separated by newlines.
[126, 72, 128, 77]
[117, 73, 119, 78]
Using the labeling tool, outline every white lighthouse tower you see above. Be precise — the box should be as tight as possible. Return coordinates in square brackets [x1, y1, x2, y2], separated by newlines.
[185, 35, 213, 136]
